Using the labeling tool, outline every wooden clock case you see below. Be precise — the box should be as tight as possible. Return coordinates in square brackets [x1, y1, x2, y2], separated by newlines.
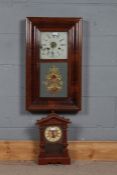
[26, 17, 82, 113]
[36, 113, 71, 165]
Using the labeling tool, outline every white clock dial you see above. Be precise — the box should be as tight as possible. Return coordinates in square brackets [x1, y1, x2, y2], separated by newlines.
[44, 126, 62, 142]
[40, 32, 68, 59]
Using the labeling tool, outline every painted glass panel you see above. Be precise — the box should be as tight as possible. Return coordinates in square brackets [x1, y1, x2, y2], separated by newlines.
[40, 63, 68, 97]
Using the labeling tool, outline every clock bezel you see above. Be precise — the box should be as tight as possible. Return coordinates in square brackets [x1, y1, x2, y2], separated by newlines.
[26, 17, 82, 112]
[44, 126, 62, 143]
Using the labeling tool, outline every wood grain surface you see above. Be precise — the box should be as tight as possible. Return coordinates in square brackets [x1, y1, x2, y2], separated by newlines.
[0, 141, 117, 161]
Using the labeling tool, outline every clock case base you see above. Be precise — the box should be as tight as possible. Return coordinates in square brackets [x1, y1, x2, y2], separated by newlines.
[38, 156, 71, 165]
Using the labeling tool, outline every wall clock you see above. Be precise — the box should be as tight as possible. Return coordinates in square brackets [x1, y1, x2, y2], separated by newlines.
[26, 17, 83, 165]
[26, 17, 83, 112]
[36, 112, 71, 165]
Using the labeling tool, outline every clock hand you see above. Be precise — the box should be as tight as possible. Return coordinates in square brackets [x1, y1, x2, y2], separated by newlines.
[41, 47, 50, 50]
[51, 131, 56, 138]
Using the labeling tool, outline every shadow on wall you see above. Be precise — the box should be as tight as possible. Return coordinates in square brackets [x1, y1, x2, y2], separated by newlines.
[68, 127, 83, 140]
[81, 20, 90, 115]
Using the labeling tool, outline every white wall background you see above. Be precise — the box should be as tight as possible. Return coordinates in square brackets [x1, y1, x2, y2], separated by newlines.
[0, 0, 117, 140]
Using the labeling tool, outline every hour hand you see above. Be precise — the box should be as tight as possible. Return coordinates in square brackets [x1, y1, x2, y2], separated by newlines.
[40, 47, 50, 50]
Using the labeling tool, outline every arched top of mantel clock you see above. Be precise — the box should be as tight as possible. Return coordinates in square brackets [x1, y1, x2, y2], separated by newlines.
[36, 112, 70, 126]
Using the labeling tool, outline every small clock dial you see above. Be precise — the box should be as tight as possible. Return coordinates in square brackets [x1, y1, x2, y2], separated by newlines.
[44, 126, 62, 142]
[40, 32, 68, 59]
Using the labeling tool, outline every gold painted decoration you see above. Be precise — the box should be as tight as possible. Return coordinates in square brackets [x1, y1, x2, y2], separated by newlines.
[44, 65, 63, 94]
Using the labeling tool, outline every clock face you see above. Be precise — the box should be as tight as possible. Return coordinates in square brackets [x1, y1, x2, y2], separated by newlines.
[44, 126, 62, 142]
[40, 32, 68, 59]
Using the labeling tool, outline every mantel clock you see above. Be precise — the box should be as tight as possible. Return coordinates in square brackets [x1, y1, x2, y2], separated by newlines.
[36, 113, 71, 165]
